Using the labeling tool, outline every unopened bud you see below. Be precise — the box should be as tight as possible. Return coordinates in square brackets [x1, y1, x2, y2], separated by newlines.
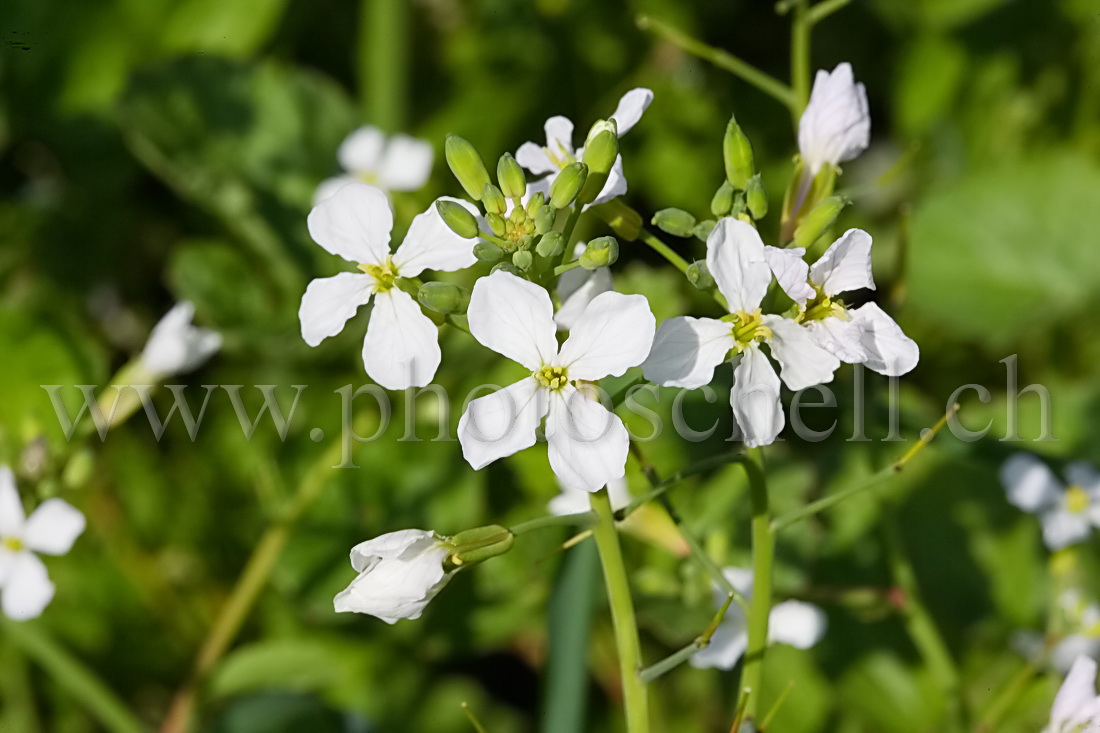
[597, 199, 642, 240]
[711, 181, 735, 218]
[723, 116, 755, 190]
[445, 134, 491, 200]
[525, 192, 546, 217]
[436, 199, 479, 239]
[686, 260, 714, 290]
[582, 120, 619, 176]
[793, 195, 847, 248]
[497, 153, 526, 200]
[536, 231, 565, 258]
[490, 262, 523, 277]
[448, 525, 515, 567]
[534, 205, 555, 234]
[746, 175, 768, 219]
[580, 236, 618, 270]
[693, 219, 716, 241]
[487, 212, 506, 238]
[482, 183, 506, 216]
[417, 281, 471, 315]
[550, 162, 588, 209]
[512, 250, 534, 271]
[652, 208, 696, 237]
[473, 241, 503, 263]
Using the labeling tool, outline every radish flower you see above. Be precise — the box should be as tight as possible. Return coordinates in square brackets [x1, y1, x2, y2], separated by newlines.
[1001, 454, 1100, 551]
[315, 126, 433, 203]
[798, 63, 870, 176]
[140, 301, 221, 378]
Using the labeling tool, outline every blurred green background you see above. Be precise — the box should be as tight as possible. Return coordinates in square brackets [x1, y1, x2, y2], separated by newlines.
[3, 0, 1100, 731]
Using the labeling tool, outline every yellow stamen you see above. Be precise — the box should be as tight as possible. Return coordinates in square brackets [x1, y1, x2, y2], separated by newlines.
[3, 536, 23, 552]
[797, 284, 848, 324]
[359, 257, 399, 293]
[1066, 485, 1090, 514]
[534, 365, 569, 391]
[727, 309, 772, 350]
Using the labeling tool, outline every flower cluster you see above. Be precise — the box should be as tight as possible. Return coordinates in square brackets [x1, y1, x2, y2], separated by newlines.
[1001, 453, 1100, 551]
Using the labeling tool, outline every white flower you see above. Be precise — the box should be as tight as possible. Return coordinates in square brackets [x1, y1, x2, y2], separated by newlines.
[300, 182, 479, 390]
[770, 229, 919, 377]
[798, 63, 870, 176]
[315, 126, 433, 203]
[1000, 454, 1100, 551]
[642, 218, 840, 448]
[458, 271, 655, 492]
[334, 529, 455, 623]
[549, 475, 631, 516]
[690, 567, 826, 670]
[1045, 656, 1100, 733]
[140, 302, 221, 377]
[515, 88, 653, 207]
[0, 467, 85, 621]
[555, 243, 614, 331]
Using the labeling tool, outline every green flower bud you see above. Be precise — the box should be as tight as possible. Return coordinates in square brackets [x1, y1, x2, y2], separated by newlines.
[723, 116, 755, 190]
[550, 162, 588, 209]
[597, 199, 642, 241]
[448, 525, 515, 567]
[490, 262, 523, 277]
[579, 236, 618, 270]
[582, 120, 619, 176]
[436, 199, 479, 239]
[417, 281, 471, 315]
[686, 260, 715, 290]
[693, 219, 716, 241]
[487, 212, 507, 238]
[512, 250, 534, 271]
[525, 192, 546, 217]
[473, 241, 503, 263]
[652, 207, 697, 237]
[711, 181, 735, 218]
[445, 134, 491, 200]
[497, 153, 527, 200]
[482, 183, 507, 216]
[746, 174, 768, 220]
[793, 195, 847, 248]
[534, 205, 555, 235]
[536, 231, 565, 258]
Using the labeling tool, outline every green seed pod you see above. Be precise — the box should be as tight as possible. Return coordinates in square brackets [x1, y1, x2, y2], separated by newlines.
[525, 192, 546, 217]
[723, 115, 755, 190]
[449, 525, 515, 567]
[652, 207, 697, 237]
[533, 205, 555, 235]
[693, 219, 717, 241]
[473, 241, 503, 263]
[711, 181, 735, 218]
[793, 195, 847, 248]
[686, 260, 715, 290]
[746, 174, 768, 220]
[445, 134, 491, 200]
[436, 199, 479, 239]
[579, 236, 619, 270]
[417, 281, 472, 315]
[490, 262, 523, 277]
[512, 250, 534, 271]
[550, 162, 589, 209]
[487, 212, 507, 238]
[497, 152, 527, 200]
[536, 231, 565, 258]
[482, 183, 507, 216]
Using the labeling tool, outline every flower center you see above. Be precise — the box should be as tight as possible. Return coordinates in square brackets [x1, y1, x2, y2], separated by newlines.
[504, 207, 536, 247]
[355, 171, 380, 186]
[2, 536, 23, 552]
[798, 285, 848, 324]
[359, 257, 399, 293]
[726, 309, 772, 350]
[534, 365, 569, 391]
[544, 142, 576, 170]
[1066, 485, 1091, 514]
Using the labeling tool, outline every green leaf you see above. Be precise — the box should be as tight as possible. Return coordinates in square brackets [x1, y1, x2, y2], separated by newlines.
[208, 640, 351, 700]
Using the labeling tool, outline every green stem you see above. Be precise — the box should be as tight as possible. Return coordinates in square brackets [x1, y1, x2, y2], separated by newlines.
[790, 0, 811, 122]
[635, 15, 797, 111]
[3, 619, 146, 733]
[640, 592, 734, 683]
[639, 227, 690, 275]
[974, 661, 1038, 732]
[359, 0, 407, 131]
[590, 490, 650, 733]
[807, 0, 852, 25]
[736, 448, 772, 724]
[559, 206, 585, 267]
[553, 260, 583, 277]
[510, 512, 594, 536]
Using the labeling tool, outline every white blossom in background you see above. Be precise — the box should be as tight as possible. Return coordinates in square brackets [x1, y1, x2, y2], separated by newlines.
[0, 467, 85, 621]
[458, 271, 655, 492]
[315, 126, 434, 204]
[1013, 590, 1100, 673]
[643, 218, 840, 448]
[1000, 454, 1100, 551]
[555, 242, 613, 331]
[299, 182, 479, 390]
[334, 529, 455, 623]
[1044, 655, 1100, 733]
[515, 88, 653, 207]
[798, 63, 870, 176]
[691, 567, 826, 670]
[140, 301, 221, 378]
[769, 228, 919, 376]
[549, 475, 631, 517]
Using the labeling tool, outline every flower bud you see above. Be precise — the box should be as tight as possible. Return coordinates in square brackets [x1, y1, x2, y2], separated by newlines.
[652, 208, 697, 237]
[497, 153, 527, 200]
[550, 162, 588, 209]
[686, 260, 715, 290]
[534, 205, 555, 235]
[580, 236, 618, 270]
[536, 231, 565, 258]
[436, 199, 479, 239]
[746, 174, 768, 220]
[793, 195, 847, 248]
[597, 199, 642, 240]
[491, 262, 523, 277]
[482, 183, 507, 216]
[582, 120, 619, 176]
[723, 116, 755, 190]
[525, 192, 546, 217]
[473, 241, 503, 263]
[448, 525, 515, 567]
[445, 134, 491, 200]
[417, 281, 471, 315]
[693, 219, 716, 240]
[512, 250, 534, 271]
[487, 212, 507, 237]
[711, 181, 735, 218]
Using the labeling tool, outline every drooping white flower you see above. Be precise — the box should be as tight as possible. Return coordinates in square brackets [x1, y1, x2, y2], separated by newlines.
[643, 218, 840, 448]
[315, 126, 434, 203]
[515, 88, 653, 207]
[555, 242, 614, 331]
[769, 229, 919, 376]
[300, 182, 479, 390]
[798, 63, 870, 176]
[1045, 656, 1100, 733]
[140, 302, 222, 378]
[1001, 454, 1100, 551]
[334, 529, 454, 623]
[0, 467, 85, 621]
[458, 271, 655, 492]
[548, 475, 631, 517]
[690, 567, 827, 670]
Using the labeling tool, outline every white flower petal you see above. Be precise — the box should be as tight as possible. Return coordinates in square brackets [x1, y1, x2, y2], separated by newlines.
[730, 345, 784, 448]
[140, 301, 222, 376]
[642, 317, 735, 389]
[1051, 637, 1100, 675]
[2, 553, 54, 621]
[335, 541, 451, 623]
[544, 115, 575, 160]
[362, 289, 440, 390]
[798, 63, 870, 175]
[847, 302, 919, 376]
[306, 182, 394, 266]
[557, 292, 655, 381]
[376, 135, 433, 192]
[609, 88, 654, 137]
[337, 126, 386, 174]
[1041, 508, 1092, 551]
[762, 315, 840, 391]
[548, 475, 630, 516]
[764, 246, 814, 304]
[1001, 453, 1063, 514]
[1066, 462, 1100, 492]
[458, 377, 548, 470]
[769, 600, 827, 649]
[349, 529, 435, 571]
[689, 613, 749, 670]
[391, 197, 478, 277]
[555, 249, 613, 331]
[516, 141, 558, 176]
[0, 467, 25, 538]
[313, 174, 358, 206]
[805, 316, 866, 363]
[22, 500, 85, 556]
[1051, 655, 1100, 729]
[298, 273, 375, 347]
[809, 229, 875, 296]
[706, 218, 772, 313]
[467, 271, 559, 370]
[587, 154, 628, 207]
[546, 385, 629, 492]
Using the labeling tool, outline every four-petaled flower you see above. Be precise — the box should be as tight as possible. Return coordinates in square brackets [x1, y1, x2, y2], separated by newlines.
[1044, 655, 1100, 733]
[315, 126, 434, 204]
[1001, 454, 1100, 551]
[458, 271, 655, 492]
[798, 63, 870, 176]
[0, 467, 85, 621]
[300, 182, 479, 390]
[515, 88, 653, 207]
[643, 218, 840, 448]
[140, 301, 222, 378]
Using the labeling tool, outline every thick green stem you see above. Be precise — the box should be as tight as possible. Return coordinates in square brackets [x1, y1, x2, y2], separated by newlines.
[359, 0, 407, 131]
[736, 448, 772, 724]
[590, 490, 650, 733]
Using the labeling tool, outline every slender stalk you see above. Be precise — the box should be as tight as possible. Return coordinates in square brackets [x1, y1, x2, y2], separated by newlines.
[736, 448, 773, 723]
[638, 228, 690, 275]
[639, 592, 734, 683]
[974, 661, 1038, 732]
[590, 489, 650, 733]
[559, 205, 585, 267]
[807, 0, 852, 25]
[510, 512, 593, 537]
[616, 452, 749, 521]
[790, 0, 811, 121]
[359, 0, 407, 130]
